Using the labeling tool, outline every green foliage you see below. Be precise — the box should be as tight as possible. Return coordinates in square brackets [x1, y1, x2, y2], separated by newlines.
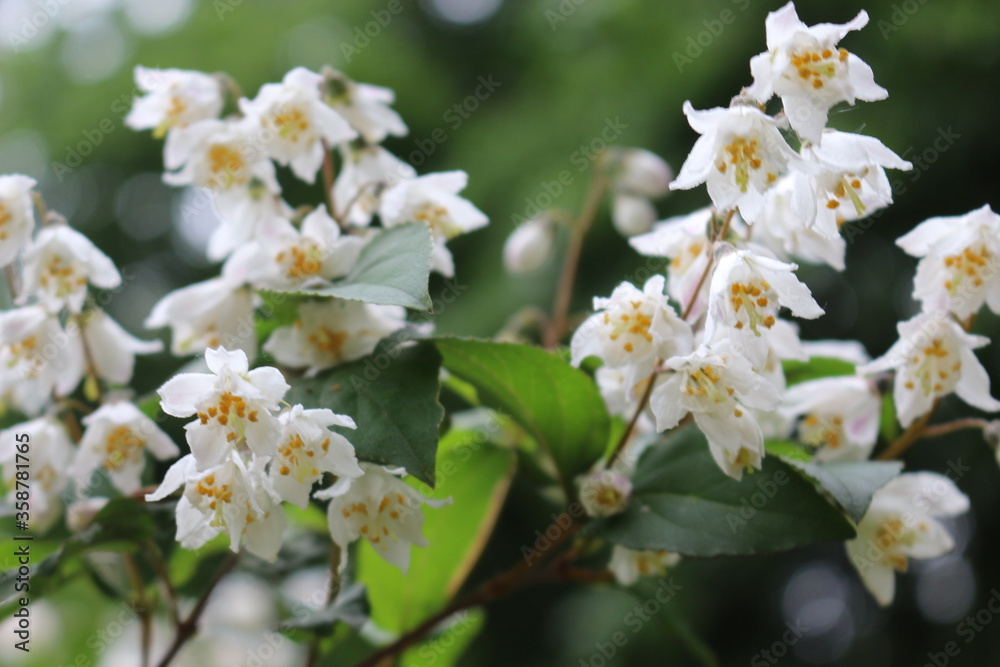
[593, 428, 856, 556]
[401, 609, 485, 667]
[434, 338, 610, 489]
[286, 340, 444, 487]
[880, 392, 900, 442]
[360, 429, 515, 633]
[782, 357, 856, 386]
[786, 459, 902, 524]
[764, 439, 813, 462]
[296, 223, 434, 311]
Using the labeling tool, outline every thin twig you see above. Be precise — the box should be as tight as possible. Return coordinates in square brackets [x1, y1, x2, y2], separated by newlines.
[876, 399, 942, 461]
[921, 418, 989, 440]
[305, 544, 343, 667]
[609, 369, 658, 465]
[125, 554, 152, 667]
[352, 520, 581, 667]
[144, 541, 180, 627]
[544, 168, 609, 348]
[155, 553, 239, 667]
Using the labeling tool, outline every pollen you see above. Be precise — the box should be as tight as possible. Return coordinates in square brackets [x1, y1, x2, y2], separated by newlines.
[103, 426, 145, 471]
[308, 326, 348, 361]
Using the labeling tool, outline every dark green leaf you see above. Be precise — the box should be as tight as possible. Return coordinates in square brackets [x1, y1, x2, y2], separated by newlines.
[433, 338, 610, 486]
[286, 340, 444, 487]
[593, 428, 856, 556]
[880, 392, 899, 443]
[786, 459, 902, 523]
[296, 223, 434, 310]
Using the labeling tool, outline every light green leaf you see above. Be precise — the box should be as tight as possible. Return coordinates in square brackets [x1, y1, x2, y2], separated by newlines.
[764, 439, 812, 462]
[434, 338, 610, 487]
[297, 223, 433, 310]
[782, 357, 856, 386]
[880, 392, 899, 443]
[593, 428, 856, 556]
[360, 429, 515, 633]
[286, 340, 444, 487]
[401, 609, 485, 667]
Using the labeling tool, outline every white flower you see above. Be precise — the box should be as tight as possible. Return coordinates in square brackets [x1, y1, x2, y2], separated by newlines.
[270, 405, 364, 510]
[206, 186, 295, 261]
[795, 131, 911, 239]
[157, 347, 290, 469]
[571, 275, 694, 390]
[755, 174, 846, 270]
[240, 206, 364, 291]
[670, 102, 800, 223]
[650, 342, 781, 480]
[859, 312, 1000, 428]
[164, 118, 280, 195]
[781, 376, 880, 461]
[315, 463, 449, 573]
[145, 269, 257, 359]
[846, 472, 968, 606]
[801, 338, 871, 365]
[0, 174, 37, 268]
[333, 144, 416, 227]
[611, 148, 673, 199]
[240, 67, 357, 183]
[629, 207, 715, 320]
[704, 248, 823, 368]
[379, 171, 489, 277]
[577, 469, 632, 518]
[146, 452, 287, 561]
[323, 68, 408, 144]
[20, 225, 121, 313]
[611, 194, 656, 237]
[746, 2, 888, 143]
[595, 367, 657, 435]
[73, 401, 178, 494]
[264, 299, 407, 375]
[896, 204, 1000, 319]
[503, 216, 556, 274]
[0, 417, 74, 532]
[607, 546, 680, 586]
[81, 309, 162, 385]
[66, 497, 110, 533]
[126, 66, 224, 138]
[0, 305, 84, 414]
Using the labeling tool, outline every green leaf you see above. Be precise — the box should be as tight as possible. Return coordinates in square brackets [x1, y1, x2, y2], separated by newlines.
[286, 340, 444, 487]
[433, 338, 610, 486]
[764, 439, 812, 462]
[256, 292, 311, 344]
[593, 428, 856, 556]
[786, 459, 902, 523]
[359, 430, 515, 633]
[296, 223, 434, 310]
[782, 357, 856, 386]
[880, 392, 899, 443]
[401, 609, 485, 667]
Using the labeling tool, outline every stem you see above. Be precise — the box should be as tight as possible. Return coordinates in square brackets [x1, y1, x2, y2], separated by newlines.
[125, 554, 152, 667]
[921, 418, 989, 440]
[876, 399, 941, 461]
[74, 313, 104, 404]
[352, 520, 581, 667]
[544, 169, 609, 348]
[679, 209, 733, 322]
[3, 265, 19, 304]
[144, 541, 180, 627]
[608, 368, 658, 465]
[156, 553, 239, 667]
[305, 544, 343, 667]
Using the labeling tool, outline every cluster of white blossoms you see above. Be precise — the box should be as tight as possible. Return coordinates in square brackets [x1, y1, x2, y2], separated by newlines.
[0, 176, 175, 531]
[563, 2, 998, 603]
[129, 64, 486, 362]
[127, 64, 475, 570]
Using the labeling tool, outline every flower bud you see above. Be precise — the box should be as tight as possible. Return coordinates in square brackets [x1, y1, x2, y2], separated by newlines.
[984, 420, 1000, 449]
[503, 216, 556, 274]
[612, 148, 673, 199]
[611, 194, 656, 237]
[578, 469, 632, 517]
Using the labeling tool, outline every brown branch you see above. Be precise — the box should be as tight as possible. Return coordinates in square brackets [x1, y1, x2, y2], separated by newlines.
[125, 554, 152, 667]
[876, 398, 942, 461]
[155, 553, 239, 667]
[921, 418, 989, 440]
[144, 541, 180, 627]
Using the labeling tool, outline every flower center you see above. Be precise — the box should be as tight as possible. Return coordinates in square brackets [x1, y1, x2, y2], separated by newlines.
[800, 414, 844, 449]
[943, 244, 991, 294]
[38, 253, 86, 296]
[207, 144, 248, 188]
[604, 299, 654, 355]
[103, 425, 145, 471]
[276, 243, 324, 281]
[873, 518, 911, 571]
[276, 432, 324, 483]
[195, 473, 234, 517]
[717, 136, 777, 192]
[904, 338, 960, 396]
[341, 492, 411, 550]
[790, 47, 848, 89]
[825, 171, 868, 218]
[728, 281, 776, 335]
[683, 364, 734, 404]
[0, 203, 11, 240]
[197, 392, 259, 442]
[269, 106, 310, 142]
[414, 203, 457, 237]
[307, 326, 348, 360]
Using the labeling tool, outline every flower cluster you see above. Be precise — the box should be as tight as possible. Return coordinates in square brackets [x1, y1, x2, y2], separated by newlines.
[131, 65, 487, 363]
[558, 2, 993, 603]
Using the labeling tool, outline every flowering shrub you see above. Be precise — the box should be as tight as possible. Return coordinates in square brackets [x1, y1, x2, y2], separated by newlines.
[1, 3, 998, 665]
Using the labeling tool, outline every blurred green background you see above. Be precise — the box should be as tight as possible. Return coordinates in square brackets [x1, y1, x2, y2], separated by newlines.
[2, 0, 1000, 664]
